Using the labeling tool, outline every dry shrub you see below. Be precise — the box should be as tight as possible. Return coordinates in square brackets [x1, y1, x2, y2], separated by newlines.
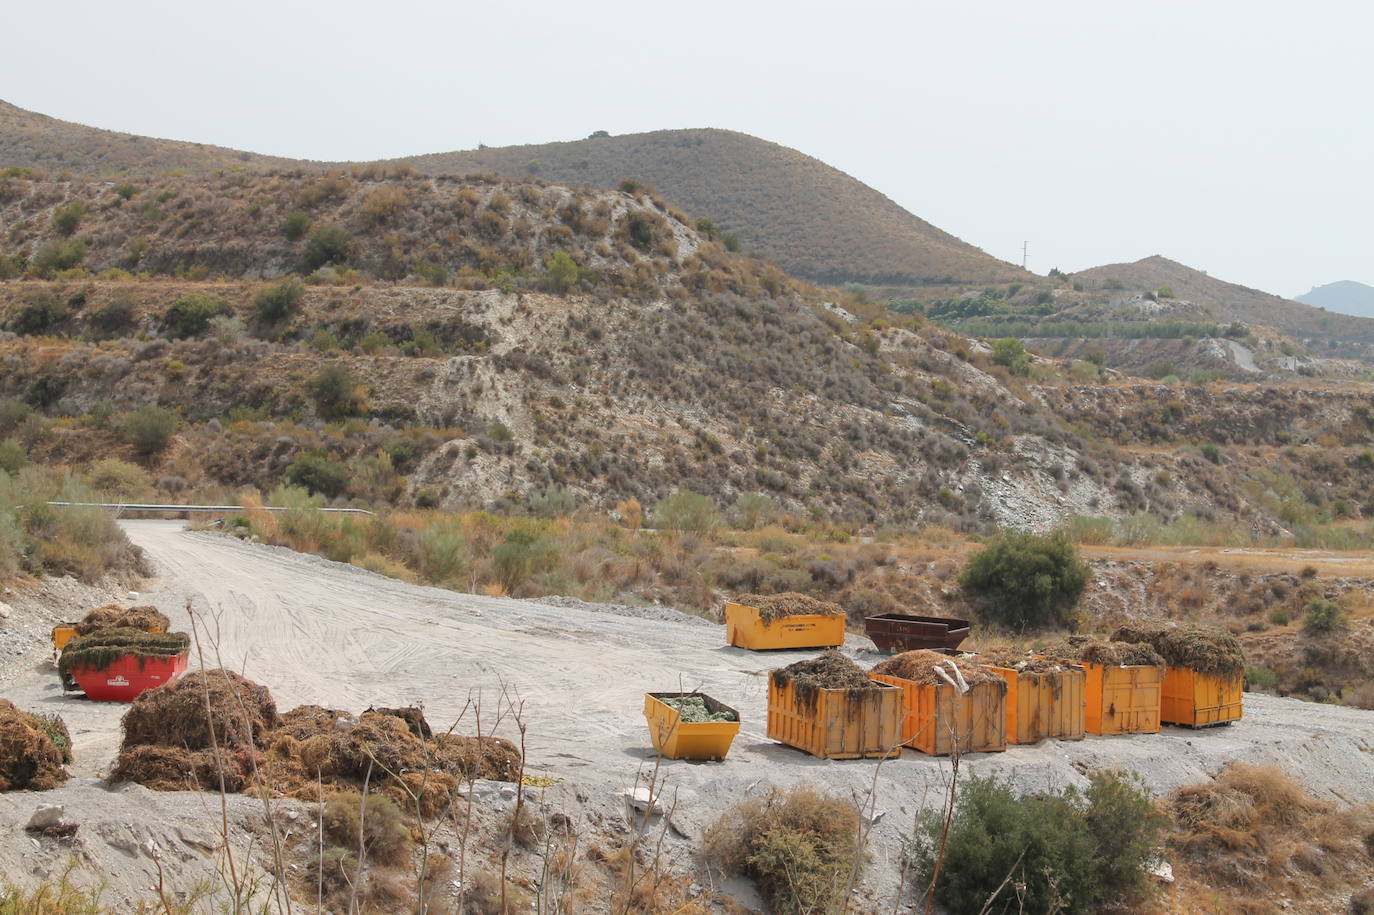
[274, 704, 348, 740]
[702, 784, 861, 915]
[322, 790, 413, 867]
[0, 699, 68, 791]
[304, 712, 428, 780]
[73, 603, 170, 635]
[504, 804, 545, 849]
[1168, 763, 1333, 887]
[432, 734, 522, 782]
[464, 869, 531, 915]
[872, 649, 1005, 686]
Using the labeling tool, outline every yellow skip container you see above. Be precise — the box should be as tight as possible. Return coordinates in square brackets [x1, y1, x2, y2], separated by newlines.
[988, 664, 1086, 744]
[767, 675, 901, 759]
[1161, 668, 1243, 727]
[644, 692, 741, 761]
[51, 625, 79, 653]
[869, 672, 1006, 756]
[725, 602, 845, 651]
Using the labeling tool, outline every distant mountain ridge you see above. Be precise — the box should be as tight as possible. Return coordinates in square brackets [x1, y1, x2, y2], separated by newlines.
[1075, 255, 1374, 342]
[1294, 280, 1374, 319]
[0, 99, 1025, 287]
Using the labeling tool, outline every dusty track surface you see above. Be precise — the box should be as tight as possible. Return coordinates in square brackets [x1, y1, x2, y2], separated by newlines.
[4, 520, 1374, 909]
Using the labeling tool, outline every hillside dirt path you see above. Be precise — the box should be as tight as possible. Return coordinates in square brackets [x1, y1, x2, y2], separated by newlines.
[7, 520, 1374, 907]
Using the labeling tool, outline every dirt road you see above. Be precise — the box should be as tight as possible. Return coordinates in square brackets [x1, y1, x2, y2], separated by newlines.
[6, 520, 1374, 907]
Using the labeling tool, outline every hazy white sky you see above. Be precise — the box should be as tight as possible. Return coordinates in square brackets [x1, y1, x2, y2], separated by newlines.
[5, 0, 1369, 296]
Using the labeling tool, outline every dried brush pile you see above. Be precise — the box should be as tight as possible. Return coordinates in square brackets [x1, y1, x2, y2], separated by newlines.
[736, 592, 845, 624]
[0, 700, 69, 791]
[871, 650, 1005, 686]
[111, 673, 521, 818]
[73, 604, 170, 636]
[1110, 622, 1245, 674]
[1041, 636, 1164, 667]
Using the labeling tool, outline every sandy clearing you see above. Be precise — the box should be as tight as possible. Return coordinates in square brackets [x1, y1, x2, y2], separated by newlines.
[4, 520, 1374, 907]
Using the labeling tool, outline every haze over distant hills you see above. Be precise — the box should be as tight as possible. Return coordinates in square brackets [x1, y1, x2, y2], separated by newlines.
[1074, 255, 1374, 342]
[0, 99, 1025, 287]
[1293, 280, 1374, 319]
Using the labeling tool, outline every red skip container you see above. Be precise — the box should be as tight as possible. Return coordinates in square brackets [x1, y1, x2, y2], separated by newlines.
[70, 652, 189, 702]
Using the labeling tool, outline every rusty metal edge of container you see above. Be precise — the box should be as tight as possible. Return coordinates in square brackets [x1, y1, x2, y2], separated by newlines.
[766, 678, 902, 759]
[724, 602, 846, 651]
[1160, 667, 1243, 728]
[643, 692, 741, 761]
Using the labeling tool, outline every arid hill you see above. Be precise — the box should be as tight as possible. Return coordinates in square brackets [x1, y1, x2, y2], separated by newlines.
[0, 100, 295, 175]
[0, 99, 1025, 287]
[1075, 255, 1374, 342]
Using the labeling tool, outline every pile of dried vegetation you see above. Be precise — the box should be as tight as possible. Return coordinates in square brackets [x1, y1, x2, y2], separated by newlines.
[57, 627, 190, 675]
[112, 668, 278, 791]
[0, 700, 69, 791]
[975, 650, 1077, 674]
[735, 592, 846, 624]
[1167, 763, 1374, 901]
[1111, 622, 1245, 674]
[72, 604, 170, 635]
[771, 650, 876, 701]
[871, 649, 1005, 686]
[1041, 636, 1164, 667]
[111, 671, 521, 818]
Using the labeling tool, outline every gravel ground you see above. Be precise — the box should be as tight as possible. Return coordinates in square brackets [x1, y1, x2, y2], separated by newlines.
[0, 521, 1371, 911]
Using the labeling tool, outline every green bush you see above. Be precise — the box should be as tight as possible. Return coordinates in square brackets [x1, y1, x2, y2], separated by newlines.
[303, 224, 353, 271]
[310, 364, 361, 420]
[114, 183, 137, 201]
[540, 251, 582, 294]
[1302, 598, 1346, 634]
[88, 293, 139, 337]
[51, 201, 86, 236]
[908, 772, 1165, 914]
[284, 453, 350, 499]
[252, 280, 304, 324]
[0, 439, 26, 474]
[1199, 443, 1222, 464]
[122, 406, 179, 457]
[7, 293, 68, 335]
[86, 458, 150, 498]
[959, 531, 1089, 629]
[1246, 666, 1278, 691]
[31, 238, 85, 276]
[413, 259, 448, 286]
[0, 254, 26, 279]
[491, 528, 556, 592]
[527, 485, 576, 518]
[703, 785, 862, 915]
[990, 338, 1030, 376]
[280, 210, 312, 240]
[652, 489, 720, 534]
[730, 491, 778, 530]
[163, 294, 228, 337]
[1157, 286, 1175, 299]
[417, 519, 467, 583]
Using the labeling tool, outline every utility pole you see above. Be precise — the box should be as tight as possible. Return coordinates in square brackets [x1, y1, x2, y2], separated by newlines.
[1022, 240, 1029, 270]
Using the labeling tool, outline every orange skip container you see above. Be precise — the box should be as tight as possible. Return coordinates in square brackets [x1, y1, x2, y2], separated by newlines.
[1065, 660, 1163, 736]
[767, 675, 901, 759]
[868, 672, 1006, 756]
[1161, 668, 1243, 727]
[725, 602, 846, 651]
[988, 664, 1086, 744]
